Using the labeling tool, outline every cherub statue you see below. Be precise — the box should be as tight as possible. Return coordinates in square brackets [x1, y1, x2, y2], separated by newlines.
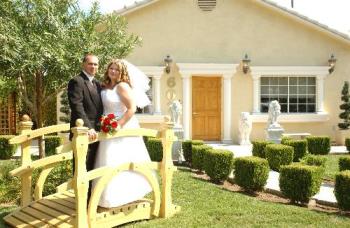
[169, 100, 182, 127]
[239, 112, 252, 145]
[267, 100, 281, 128]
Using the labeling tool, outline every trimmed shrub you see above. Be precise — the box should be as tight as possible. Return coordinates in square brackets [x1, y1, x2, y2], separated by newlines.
[335, 170, 350, 210]
[281, 136, 292, 144]
[346, 138, 350, 153]
[252, 140, 274, 158]
[300, 154, 327, 168]
[306, 136, 330, 155]
[234, 157, 269, 192]
[144, 137, 163, 162]
[283, 139, 308, 162]
[182, 140, 204, 164]
[339, 156, 350, 171]
[192, 144, 212, 172]
[0, 135, 18, 159]
[265, 144, 294, 171]
[45, 136, 63, 156]
[0, 160, 21, 204]
[280, 163, 323, 204]
[203, 149, 234, 183]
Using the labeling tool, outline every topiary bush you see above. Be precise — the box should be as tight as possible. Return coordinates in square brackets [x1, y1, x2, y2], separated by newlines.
[182, 140, 204, 165]
[203, 149, 234, 184]
[0, 135, 18, 159]
[306, 136, 330, 155]
[0, 160, 21, 204]
[339, 156, 350, 171]
[300, 154, 327, 168]
[265, 144, 294, 171]
[335, 170, 350, 211]
[281, 136, 292, 144]
[144, 137, 163, 162]
[252, 140, 274, 158]
[192, 144, 212, 172]
[282, 139, 307, 162]
[346, 138, 350, 153]
[234, 156, 269, 192]
[45, 136, 63, 156]
[279, 163, 323, 204]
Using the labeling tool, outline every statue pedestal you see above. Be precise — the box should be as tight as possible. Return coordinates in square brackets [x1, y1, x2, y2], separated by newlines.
[172, 126, 185, 163]
[266, 125, 285, 144]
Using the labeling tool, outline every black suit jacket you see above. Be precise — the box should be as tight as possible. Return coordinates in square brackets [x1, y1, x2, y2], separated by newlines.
[68, 72, 103, 138]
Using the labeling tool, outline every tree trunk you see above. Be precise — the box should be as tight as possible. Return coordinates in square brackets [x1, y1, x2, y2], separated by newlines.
[36, 71, 45, 158]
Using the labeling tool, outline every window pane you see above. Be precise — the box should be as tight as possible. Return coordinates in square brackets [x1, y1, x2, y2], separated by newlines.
[261, 96, 269, 103]
[271, 86, 279, 95]
[307, 86, 316, 94]
[279, 77, 288, 85]
[261, 103, 269, 113]
[280, 104, 288, 113]
[290, 77, 298, 85]
[261, 86, 269, 94]
[270, 78, 278, 85]
[299, 77, 307, 85]
[279, 96, 287, 103]
[298, 104, 307, 112]
[307, 96, 315, 103]
[308, 77, 316, 84]
[307, 104, 315, 112]
[289, 104, 297, 112]
[298, 96, 307, 103]
[289, 95, 297, 103]
[261, 77, 269, 85]
[298, 86, 307, 94]
[279, 86, 288, 94]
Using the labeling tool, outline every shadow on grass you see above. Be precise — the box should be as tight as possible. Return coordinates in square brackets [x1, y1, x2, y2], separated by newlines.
[0, 205, 17, 227]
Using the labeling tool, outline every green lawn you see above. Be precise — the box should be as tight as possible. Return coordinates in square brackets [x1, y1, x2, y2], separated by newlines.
[1, 156, 350, 227]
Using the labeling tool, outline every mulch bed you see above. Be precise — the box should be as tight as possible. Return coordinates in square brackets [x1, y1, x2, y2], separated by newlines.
[191, 171, 348, 215]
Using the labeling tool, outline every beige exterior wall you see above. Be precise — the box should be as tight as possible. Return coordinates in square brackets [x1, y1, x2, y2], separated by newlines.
[122, 0, 350, 143]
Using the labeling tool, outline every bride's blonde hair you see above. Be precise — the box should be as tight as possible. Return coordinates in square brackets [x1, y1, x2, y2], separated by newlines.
[103, 59, 132, 88]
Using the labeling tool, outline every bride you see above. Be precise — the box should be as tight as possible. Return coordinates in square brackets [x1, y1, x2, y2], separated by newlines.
[92, 59, 152, 208]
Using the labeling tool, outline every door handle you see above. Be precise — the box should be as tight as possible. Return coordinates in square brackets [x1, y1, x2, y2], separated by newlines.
[192, 112, 198, 115]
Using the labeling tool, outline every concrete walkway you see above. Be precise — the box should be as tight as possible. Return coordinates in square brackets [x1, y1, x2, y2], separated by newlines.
[207, 143, 349, 206]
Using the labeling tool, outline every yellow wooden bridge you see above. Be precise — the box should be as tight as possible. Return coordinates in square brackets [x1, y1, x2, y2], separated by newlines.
[4, 116, 180, 227]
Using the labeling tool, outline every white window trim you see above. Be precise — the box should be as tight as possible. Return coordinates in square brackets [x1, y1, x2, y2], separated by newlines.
[138, 66, 164, 115]
[250, 66, 330, 123]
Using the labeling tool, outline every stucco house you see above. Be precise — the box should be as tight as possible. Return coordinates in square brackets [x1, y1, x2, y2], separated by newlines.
[90, 0, 350, 144]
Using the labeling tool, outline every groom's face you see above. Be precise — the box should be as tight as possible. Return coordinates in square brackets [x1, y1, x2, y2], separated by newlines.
[83, 55, 99, 76]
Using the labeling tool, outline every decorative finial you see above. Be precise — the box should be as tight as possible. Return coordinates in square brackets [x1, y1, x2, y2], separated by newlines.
[22, 114, 31, 121]
[76, 119, 84, 127]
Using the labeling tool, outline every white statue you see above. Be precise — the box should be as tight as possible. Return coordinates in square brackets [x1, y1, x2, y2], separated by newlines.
[267, 100, 281, 128]
[239, 112, 252, 145]
[169, 100, 182, 127]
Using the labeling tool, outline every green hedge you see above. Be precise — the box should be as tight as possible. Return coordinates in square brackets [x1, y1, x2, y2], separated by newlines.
[252, 140, 274, 158]
[144, 137, 163, 162]
[182, 140, 204, 164]
[45, 136, 63, 156]
[339, 156, 350, 171]
[281, 136, 292, 144]
[306, 136, 330, 155]
[300, 154, 327, 168]
[265, 144, 294, 171]
[282, 139, 307, 162]
[234, 157, 269, 192]
[335, 170, 350, 211]
[192, 144, 212, 172]
[279, 163, 323, 204]
[0, 135, 18, 159]
[203, 149, 234, 183]
[346, 138, 350, 153]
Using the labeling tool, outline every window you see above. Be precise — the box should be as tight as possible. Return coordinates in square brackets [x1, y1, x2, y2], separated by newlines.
[136, 77, 153, 114]
[260, 76, 316, 113]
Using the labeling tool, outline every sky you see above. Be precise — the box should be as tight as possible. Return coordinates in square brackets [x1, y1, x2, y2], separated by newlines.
[78, 0, 350, 35]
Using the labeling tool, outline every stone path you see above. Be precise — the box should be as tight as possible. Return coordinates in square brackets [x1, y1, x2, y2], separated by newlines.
[207, 143, 348, 206]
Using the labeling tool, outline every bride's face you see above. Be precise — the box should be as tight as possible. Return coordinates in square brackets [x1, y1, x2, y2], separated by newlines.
[108, 63, 120, 83]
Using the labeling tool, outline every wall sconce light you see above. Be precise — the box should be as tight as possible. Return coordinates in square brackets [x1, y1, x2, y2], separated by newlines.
[328, 54, 336, 73]
[164, 55, 173, 74]
[242, 54, 251, 74]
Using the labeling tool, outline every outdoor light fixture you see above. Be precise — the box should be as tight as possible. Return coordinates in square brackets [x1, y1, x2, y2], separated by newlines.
[242, 54, 251, 74]
[164, 55, 173, 74]
[328, 54, 336, 73]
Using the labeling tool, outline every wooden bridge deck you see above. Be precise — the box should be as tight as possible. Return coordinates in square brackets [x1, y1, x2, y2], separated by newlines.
[4, 190, 154, 228]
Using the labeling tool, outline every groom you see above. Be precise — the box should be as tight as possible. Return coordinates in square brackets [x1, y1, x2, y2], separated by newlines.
[67, 53, 103, 195]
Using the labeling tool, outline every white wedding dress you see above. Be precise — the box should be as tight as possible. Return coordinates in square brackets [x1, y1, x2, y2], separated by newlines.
[92, 87, 152, 208]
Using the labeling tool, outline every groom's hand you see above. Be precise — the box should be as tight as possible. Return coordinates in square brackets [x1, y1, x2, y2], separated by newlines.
[88, 129, 97, 141]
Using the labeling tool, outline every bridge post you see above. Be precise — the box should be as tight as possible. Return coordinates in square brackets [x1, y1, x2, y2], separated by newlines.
[160, 120, 178, 218]
[19, 114, 33, 207]
[71, 119, 89, 227]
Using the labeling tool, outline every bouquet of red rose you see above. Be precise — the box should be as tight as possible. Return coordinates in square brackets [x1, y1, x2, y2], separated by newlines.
[100, 113, 119, 135]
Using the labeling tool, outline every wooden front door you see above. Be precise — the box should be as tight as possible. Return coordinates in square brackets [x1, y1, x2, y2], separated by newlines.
[192, 77, 221, 140]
